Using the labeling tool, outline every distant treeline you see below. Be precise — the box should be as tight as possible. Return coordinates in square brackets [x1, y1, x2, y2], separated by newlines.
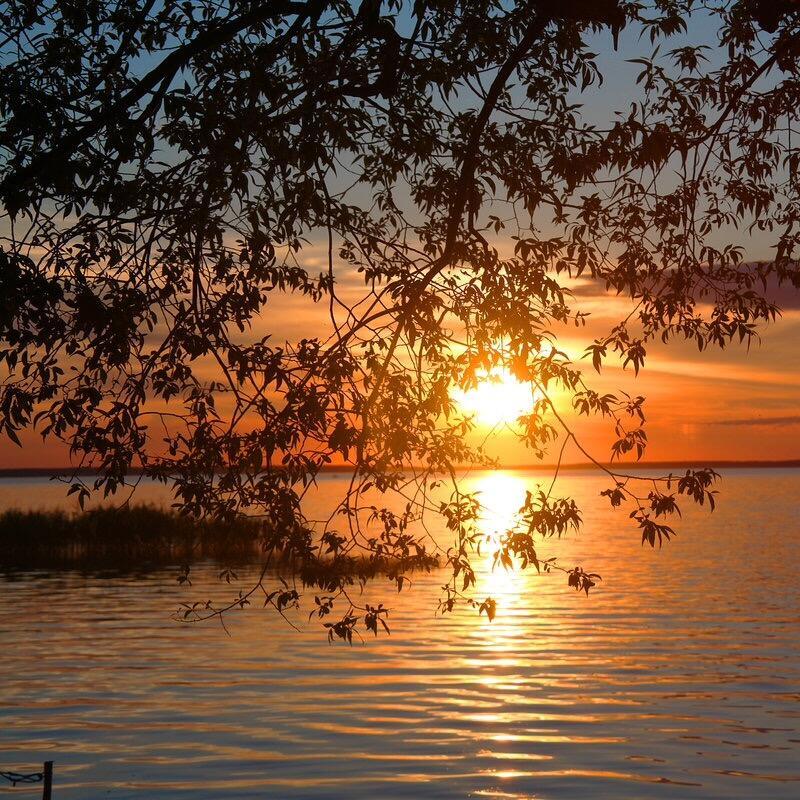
[2, 460, 799, 480]
[0, 505, 262, 567]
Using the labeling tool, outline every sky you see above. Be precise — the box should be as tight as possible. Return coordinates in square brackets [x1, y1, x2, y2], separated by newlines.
[1, 7, 798, 471]
[3, 260, 798, 471]
[449, 280, 800, 467]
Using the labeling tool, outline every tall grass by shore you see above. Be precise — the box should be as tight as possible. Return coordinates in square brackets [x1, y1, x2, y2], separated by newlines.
[0, 505, 263, 566]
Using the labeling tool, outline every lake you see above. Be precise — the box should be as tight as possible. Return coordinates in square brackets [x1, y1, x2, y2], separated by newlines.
[1, 468, 799, 798]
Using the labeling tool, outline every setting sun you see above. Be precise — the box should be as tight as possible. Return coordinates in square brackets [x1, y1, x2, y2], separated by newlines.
[454, 368, 541, 427]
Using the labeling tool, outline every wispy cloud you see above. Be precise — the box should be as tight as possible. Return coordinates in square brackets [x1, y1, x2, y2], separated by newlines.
[568, 270, 800, 311]
[711, 416, 800, 427]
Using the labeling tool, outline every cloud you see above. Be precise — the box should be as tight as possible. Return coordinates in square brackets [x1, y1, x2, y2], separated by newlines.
[564, 268, 800, 311]
[764, 279, 800, 311]
[710, 415, 800, 427]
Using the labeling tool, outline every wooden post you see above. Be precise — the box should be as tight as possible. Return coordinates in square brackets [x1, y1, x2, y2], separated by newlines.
[42, 762, 52, 800]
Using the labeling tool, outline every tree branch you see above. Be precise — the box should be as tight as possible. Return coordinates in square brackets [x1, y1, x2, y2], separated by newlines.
[0, 0, 322, 213]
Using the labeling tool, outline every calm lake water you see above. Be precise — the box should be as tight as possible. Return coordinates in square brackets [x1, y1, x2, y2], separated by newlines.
[1, 468, 799, 799]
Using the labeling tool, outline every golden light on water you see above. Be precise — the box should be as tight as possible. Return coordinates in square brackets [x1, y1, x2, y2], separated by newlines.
[469, 472, 536, 675]
[476, 471, 527, 542]
[454, 368, 541, 427]
[474, 471, 527, 598]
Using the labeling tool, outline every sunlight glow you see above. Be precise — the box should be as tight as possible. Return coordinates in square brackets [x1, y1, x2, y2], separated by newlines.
[476, 471, 527, 542]
[474, 471, 528, 598]
[454, 368, 541, 427]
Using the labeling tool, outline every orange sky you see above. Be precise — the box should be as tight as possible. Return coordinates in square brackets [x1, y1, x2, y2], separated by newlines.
[2, 260, 798, 471]
[3, 16, 798, 471]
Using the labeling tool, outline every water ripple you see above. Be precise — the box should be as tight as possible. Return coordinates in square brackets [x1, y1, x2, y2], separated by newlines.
[1, 469, 799, 798]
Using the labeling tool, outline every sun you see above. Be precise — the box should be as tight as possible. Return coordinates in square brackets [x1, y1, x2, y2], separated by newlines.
[453, 367, 541, 427]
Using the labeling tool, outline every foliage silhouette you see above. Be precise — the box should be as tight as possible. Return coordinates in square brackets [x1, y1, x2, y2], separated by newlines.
[1, 0, 798, 638]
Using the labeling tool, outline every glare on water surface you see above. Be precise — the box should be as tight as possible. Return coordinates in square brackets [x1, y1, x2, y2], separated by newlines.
[473, 471, 528, 599]
[2, 471, 800, 799]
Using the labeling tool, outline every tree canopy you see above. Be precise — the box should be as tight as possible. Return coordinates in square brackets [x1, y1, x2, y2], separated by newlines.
[1, 0, 798, 638]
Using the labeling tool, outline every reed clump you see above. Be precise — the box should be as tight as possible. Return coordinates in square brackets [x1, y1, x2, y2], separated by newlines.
[0, 506, 444, 589]
[0, 505, 262, 565]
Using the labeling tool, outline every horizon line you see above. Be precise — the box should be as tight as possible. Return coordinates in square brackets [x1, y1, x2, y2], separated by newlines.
[1, 459, 798, 479]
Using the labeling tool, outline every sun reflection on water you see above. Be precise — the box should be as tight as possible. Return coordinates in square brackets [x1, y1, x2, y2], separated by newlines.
[473, 471, 528, 600]
[3, 471, 800, 798]
[462, 470, 544, 697]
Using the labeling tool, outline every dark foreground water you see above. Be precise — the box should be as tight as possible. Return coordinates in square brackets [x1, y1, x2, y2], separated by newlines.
[1, 469, 799, 799]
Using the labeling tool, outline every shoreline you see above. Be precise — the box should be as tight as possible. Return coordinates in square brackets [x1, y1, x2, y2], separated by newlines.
[1, 459, 799, 479]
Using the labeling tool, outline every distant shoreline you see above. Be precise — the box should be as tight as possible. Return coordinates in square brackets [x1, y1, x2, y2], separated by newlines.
[1, 459, 798, 479]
